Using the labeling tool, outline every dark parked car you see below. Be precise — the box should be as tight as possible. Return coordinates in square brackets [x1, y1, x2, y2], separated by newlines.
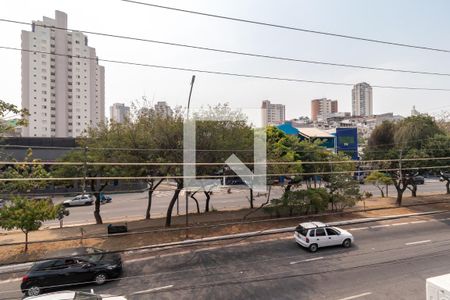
[21, 247, 122, 297]
[413, 175, 425, 185]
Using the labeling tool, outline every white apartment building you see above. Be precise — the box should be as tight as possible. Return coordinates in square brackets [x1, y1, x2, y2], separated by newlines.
[352, 82, 373, 117]
[154, 101, 173, 116]
[21, 10, 105, 137]
[261, 100, 285, 126]
[110, 103, 130, 123]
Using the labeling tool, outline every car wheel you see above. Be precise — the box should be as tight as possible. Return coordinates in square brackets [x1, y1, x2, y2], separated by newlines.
[309, 244, 318, 252]
[85, 201, 91, 206]
[95, 273, 107, 285]
[342, 239, 352, 248]
[27, 285, 41, 296]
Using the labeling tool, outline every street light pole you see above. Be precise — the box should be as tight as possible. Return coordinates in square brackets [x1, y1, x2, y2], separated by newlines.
[185, 75, 196, 239]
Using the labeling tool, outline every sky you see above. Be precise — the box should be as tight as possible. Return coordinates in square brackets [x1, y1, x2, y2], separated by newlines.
[1, 0, 450, 126]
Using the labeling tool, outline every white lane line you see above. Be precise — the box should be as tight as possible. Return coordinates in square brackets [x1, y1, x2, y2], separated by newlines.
[349, 227, 369, 231]
[435, 218, 448, 221]
[131, 284, 174, 295]
[410, 220, 427, 224]
[371, 224, 390, 229]
[337, 292, 372, 300]
[290, 256, 324, 265]
[0, 278, 21, 284]
[392, 222, 409, 226]
[405, 240, 431, 246]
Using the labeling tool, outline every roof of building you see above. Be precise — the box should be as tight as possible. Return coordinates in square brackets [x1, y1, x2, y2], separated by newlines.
[296, 127, 335, 138]
[276, 122, 299, 135]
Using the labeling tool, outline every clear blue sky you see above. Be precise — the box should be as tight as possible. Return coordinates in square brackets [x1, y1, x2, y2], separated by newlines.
[1, 0, 450, 125]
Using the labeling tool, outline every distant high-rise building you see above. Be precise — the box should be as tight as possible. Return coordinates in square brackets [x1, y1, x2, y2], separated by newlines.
[352, 82, 373, 117]
[311, 98, 338, 121]
[154, 101, 173, 117]
[110, 103, 130, 123]
[21, 10, 105, 137]
[411, 105, 421, 116]
[261, 100, 285, 126]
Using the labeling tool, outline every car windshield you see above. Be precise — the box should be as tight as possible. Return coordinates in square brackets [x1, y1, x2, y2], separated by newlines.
[82, 248, 105, 262]
[74, 291, 101, 300]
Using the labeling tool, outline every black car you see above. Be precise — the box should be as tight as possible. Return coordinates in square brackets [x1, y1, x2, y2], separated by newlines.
[21, 247, 122, 297]
[413, 175, 425, 185]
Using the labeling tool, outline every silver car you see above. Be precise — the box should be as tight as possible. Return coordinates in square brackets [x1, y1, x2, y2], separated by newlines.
[294, 222, 354, 252]
[63, 194, 94, 207]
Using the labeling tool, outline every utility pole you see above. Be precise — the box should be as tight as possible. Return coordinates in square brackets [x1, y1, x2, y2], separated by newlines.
[399, 149, 403, 183]
[185, 75, 196, 239]
[82, 146, 88, 195]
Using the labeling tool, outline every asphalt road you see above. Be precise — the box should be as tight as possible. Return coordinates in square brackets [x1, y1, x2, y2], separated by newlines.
[43, 180, 446, 228]
[2, 211, 450, 299]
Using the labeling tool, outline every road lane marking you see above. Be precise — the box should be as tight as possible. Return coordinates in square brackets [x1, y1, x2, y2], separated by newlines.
[290, 256, 324, 265]
[405, 240, 431, 246]
[349, 227, 368, 231]
[392, 222, 409, 226]
[131, 285, 174, 295]
[370, 224, 390, 228]
[410, 220, 427, 224]
[337, 292, 372, 300]
[0, 278, 21, 284]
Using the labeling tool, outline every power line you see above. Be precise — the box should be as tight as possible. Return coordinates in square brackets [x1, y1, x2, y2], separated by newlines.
[1, 164, 449, 182]
[121, 0, 450, 54]
[1, 155, 450, 166]
[2, 46, 450, 91]
[1, 18, 449, 77]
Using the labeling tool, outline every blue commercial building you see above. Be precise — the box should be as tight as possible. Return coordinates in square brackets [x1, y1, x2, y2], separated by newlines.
[276, 122, 359, 160]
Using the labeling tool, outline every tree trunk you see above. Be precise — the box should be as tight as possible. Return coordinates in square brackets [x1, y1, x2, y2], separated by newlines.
[189, 191, 201, 214]
[411, 185, 417, 197]
[204, 191, 211, 212]
[249, 188, 254, 209]
[165, 180, 183, 227]
[92, 180, 108, 225]
[396, 191, 403, 206]
[24, 230, 28, 253]
[377, 185, 385, 198]
[145, 189, 154, 220]
[446, 181, 450, 194]
[145, 179, 163, 220]
[94, 195, 103, 224]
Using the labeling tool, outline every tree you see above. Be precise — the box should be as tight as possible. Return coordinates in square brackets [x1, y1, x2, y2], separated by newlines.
[323, 153, 361, 211]
[0, 148, 51, 194]
[0, 99, 28, 136]
[365, 171, 393, 198]
[423, 133, 450, 194]
[0, 197, 59, 252]
[53, 125, 124, 224]
[365, 116, 443, 205]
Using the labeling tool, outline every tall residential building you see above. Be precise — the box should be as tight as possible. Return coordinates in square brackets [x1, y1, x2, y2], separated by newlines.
[352, 82, 373, 117]
[21, 10, 105, 137]
[154, 101, 173, 116]
[261, 100, 285, 126]
[110, 103, 130, 123]
[311, 98, 338, 121]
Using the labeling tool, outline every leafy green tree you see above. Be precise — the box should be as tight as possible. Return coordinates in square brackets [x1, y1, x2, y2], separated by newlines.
[52, 124, 124, 224]
[323, 153, 361, 211]
[365, 116, 443, 205]
[0, 99, 28, 136]
[365, 171, 393, 198]
[0, 148, 50, 194]
[423, 133, 450, 194]
[0, 197, 59, 252]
